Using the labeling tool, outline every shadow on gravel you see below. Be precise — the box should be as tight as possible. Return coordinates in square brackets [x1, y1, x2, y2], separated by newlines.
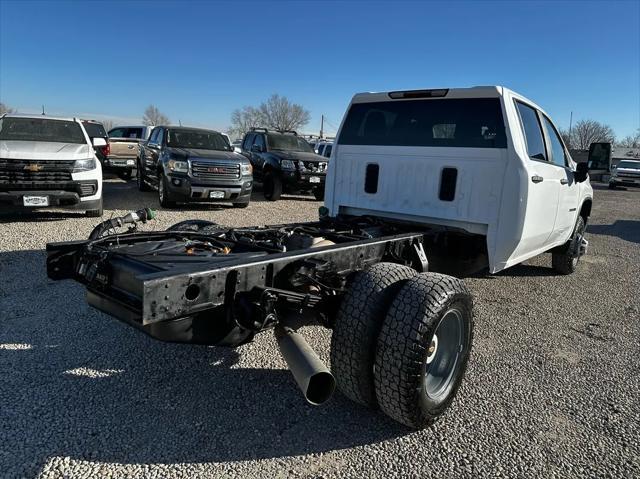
[588, 220, 640, 244]
[469, 263, 555, 279]
[102, 180, 320, 212]
[0, 249, 405, 477]
[0, 211, 85, 223]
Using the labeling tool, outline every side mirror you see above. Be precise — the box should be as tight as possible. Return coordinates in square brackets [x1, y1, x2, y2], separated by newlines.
[575, 162, 589, 183]
[92, 137, 107, 147]
[251, 144, 263, 153]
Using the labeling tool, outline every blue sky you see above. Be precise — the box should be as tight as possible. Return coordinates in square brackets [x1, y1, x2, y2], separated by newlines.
[1, 0, 638, 138]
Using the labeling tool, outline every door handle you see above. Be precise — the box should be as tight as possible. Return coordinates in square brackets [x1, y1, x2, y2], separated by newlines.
[531, 175, 544, 183]
[560, 178, 569, 185]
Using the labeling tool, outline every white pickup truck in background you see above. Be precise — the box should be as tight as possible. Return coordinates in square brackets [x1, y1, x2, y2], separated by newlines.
[105, 125, 154, 180]
[0, 114, 104, 217]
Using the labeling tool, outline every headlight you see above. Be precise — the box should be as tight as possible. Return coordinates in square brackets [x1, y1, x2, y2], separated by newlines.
[168, 159, 188, 173]
[74, 158, 96, 172]
[241, 163, 253, 176]
[281, 159, 296, 170]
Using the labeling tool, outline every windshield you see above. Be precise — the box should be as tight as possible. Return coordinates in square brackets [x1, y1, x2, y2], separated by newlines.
[617, 160, 640, 169]
[82, 121, 107, 138]
[166, 129, 231, 151]
[338, 98, 507, 148]
[0, 117, 86, 144]
[267, 133, 314, 152]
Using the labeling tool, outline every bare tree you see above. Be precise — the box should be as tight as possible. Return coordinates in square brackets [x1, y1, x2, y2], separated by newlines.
[0, 103, 15, 115]
[101, 119, 114, 132]
[142, 105, 170, 126]
[228, 106, 262, 139]
[258, 94, 310, 132]
[560, 119, 615, 150]
[617, 128, 640, 148]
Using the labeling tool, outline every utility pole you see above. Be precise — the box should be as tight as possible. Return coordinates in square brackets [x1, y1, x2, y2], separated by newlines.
[320, 114, 324, 139]
[569, 111, 573, 139]
[42, 105, 45, 115]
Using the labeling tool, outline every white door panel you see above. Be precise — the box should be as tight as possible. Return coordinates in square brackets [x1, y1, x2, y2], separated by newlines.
[517, 161, 560, 255]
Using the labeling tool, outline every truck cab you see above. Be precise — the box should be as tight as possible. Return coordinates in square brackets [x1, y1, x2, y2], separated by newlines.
[325, 86, 593, 273]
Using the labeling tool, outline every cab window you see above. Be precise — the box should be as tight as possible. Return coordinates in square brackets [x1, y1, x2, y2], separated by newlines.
[542, 116, 568, 168]
[254, 134, 265, 151]
[242, 133, 255, 151]
[515, 101, 547, 162]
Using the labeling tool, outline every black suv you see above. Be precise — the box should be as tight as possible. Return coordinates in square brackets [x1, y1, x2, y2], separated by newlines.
[138, 126, 253, 208]
[241, 128, 328, 200]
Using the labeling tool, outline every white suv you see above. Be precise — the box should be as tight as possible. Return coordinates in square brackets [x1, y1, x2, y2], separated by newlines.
[0, 114, 104, 216]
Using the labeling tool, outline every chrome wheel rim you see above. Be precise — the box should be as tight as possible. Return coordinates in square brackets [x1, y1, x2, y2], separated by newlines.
[159, 178, 164, 201]
[424, 308, 464, 401]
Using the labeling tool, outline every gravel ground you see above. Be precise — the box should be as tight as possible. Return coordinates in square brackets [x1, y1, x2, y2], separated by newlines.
[0, 178, 638, 479]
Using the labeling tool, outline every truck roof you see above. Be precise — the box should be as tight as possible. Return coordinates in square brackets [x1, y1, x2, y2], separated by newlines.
[1, 113, 79, 122]
[350, 85, 548, 121]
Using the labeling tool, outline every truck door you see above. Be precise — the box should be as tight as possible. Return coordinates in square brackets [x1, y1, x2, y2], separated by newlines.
[251, 134, 267, 180]
[515, 101, 561, 253]
[541, 115, 580, 244]
[145, 128, 163, 185]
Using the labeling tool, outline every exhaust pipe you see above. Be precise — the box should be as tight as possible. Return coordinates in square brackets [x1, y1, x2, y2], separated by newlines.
[275, 327, 336, 405]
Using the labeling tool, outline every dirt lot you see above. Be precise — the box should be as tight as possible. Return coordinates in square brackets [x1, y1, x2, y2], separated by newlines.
[0, 179, 638, 479]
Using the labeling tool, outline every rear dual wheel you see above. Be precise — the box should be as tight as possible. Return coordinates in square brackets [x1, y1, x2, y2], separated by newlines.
[330, 265, 473, 429]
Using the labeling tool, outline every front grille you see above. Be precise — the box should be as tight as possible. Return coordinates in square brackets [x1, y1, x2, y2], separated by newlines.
[617, 172, 640, 178]
[191, 161, 240, 180]
[0, 159, 74, 183]
[0, 180, 97, 196]
[300, 161, 327, 173]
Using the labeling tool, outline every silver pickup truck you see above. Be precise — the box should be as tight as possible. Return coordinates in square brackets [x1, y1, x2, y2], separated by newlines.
[106, 125, 154, 180]
[609, 159, 640, 189]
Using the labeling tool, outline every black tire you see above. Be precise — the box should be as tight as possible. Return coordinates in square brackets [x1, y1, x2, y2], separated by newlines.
[137, 160, 151, 191]
[313, 187, 325, 201]
[374, 273, 474, 429]
[86, 198, 104, 218]
[552, 215, 586, 275]
[158, 174, 176, 208]
[233, 202, 249, 208]
[119, 169, 133, 181]
[263, 172, 282, 201]
[330, 263, 417, 408]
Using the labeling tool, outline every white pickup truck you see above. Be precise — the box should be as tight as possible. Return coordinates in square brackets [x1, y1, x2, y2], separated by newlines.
[47, 86, 592, 429]
[0, 114, 104, 216]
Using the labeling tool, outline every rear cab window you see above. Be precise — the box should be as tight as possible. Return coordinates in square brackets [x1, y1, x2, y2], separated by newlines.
[109, 127, 144, 139]
[338, 98, 507, 148]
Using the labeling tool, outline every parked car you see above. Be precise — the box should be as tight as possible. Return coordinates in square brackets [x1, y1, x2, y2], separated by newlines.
[82, 120, 109, 165]
[241, 128, 328, 201]
[137, 126, 252, 208]
[609, 159, 640, 188]
[48, 86, 593, 430]
[0, 113, 103, 216]
[106, 125, 154, 180]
